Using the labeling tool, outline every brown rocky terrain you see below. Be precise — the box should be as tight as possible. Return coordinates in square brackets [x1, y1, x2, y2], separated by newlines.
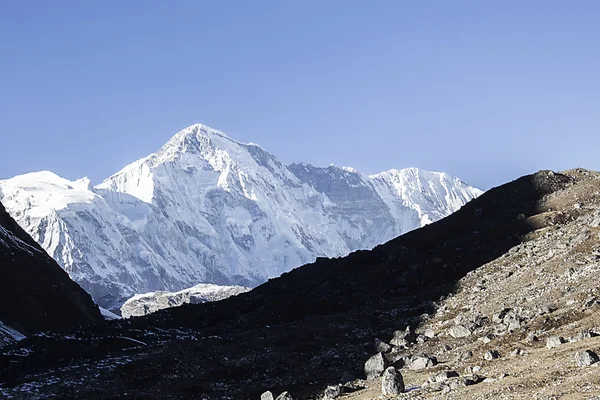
[334, 168, 600, 399]
[1, 169, 600, 399]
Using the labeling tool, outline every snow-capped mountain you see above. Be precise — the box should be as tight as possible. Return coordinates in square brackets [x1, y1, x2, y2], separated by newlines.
[120, 283, 250, 318]
[0, 123, 483, 309]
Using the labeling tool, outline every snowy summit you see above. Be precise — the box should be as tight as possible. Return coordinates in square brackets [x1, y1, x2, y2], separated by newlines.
[0, 123, 483, 309]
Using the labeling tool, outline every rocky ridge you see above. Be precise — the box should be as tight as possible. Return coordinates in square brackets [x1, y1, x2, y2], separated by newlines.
[0, 201, 101, 347]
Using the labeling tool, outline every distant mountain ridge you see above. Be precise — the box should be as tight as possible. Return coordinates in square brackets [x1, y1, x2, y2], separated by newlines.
[0, 123, 482, 309]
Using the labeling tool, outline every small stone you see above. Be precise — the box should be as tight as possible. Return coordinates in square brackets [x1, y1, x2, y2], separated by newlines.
[458, 350, 473, 362]
[484, 350, 500, 360]
[546, 336, 565, 349]
[261, 391, 274, 400]
[449, 325, 472, 338]
[509, 348, 523, 357]
[575, 350, 599, 367]
[472, 366, 482, 373]
[428, 370, 459, 383]
[498, 372, 509, 379]
[390, 326, 417, 347]
[375, 339, 392, 353]
[584, 297, 599, 308]
[424, 329, 436, 338]
[381, 367, 405, 395]
[492, 308, 511, 324]
[275, 392, 294, 400]
[571, 330, 598, 342]
[421, 382, 445, 392]
[408, 355, 438, 371]
[526, 332, 539, 342]
[322, 384, 344, 399]
[481, 334, 494, 344]
[364, 352, 389, 380]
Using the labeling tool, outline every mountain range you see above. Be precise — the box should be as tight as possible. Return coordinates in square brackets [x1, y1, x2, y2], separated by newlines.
[0, 123, 482, 309]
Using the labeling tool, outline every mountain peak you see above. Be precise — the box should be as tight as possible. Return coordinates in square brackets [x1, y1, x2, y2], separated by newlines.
[1, 123, 482, 308]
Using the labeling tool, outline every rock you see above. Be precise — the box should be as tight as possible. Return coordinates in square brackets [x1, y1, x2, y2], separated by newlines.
[390, 326, 417, 347]
[364, 352, 389, 380]
[322, 385, 344, 399]
[375, 339, 392, 353]
[408, 355, 438, 370]
[492, 308, 511, 324]
[591, 211, 600, 227]
[546, 336, 565, 349]
[484, 350, 500, 360]
[509, 348, 523, 357]
[526, 332, 539, 342]
[481, 334, 494, 344]
[261, 391, 275, 400]
[584, 296, 599, 308]
[464, 365, 482, 374]
[571, 330, 599, 342]
[575, 350, 599, 367]
[424, 329, 436, 338]
[381, 367, 405, 395]
[505, 315, 522, 331]
[448, 325, 472, 338]
[275, 392, 294, 400]
[421, 382, 445, 392]
[428, 370, 459, 383]
[458, 350, 473, 362]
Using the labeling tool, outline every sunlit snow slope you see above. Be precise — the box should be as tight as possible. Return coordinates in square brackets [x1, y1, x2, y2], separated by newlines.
[0, 124, 483, 308]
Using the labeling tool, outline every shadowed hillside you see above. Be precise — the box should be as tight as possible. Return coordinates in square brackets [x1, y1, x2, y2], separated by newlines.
[0, 201, 101, 336]
[1, 170, 592, 399]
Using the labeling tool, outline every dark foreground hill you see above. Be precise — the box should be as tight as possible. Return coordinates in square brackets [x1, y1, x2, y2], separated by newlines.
[0, 201, 101, 338]
[2, 169, 600, 399]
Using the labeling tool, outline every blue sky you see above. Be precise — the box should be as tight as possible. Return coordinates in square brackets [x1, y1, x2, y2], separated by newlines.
[1, 1, 599, 189]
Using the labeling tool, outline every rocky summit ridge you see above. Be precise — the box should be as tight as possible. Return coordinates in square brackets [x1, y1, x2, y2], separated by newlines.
[0, 123, 481, 309]
[2, 168, 600, 399]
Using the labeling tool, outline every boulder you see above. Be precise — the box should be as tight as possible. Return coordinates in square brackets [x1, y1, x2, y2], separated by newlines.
[390, 326, 417, 347]
[428, 370, 459, 383]
[322, 384, 344, 399]
[381, 367, 405, 395]
[546, 336, 565, 349]
[261, 392, 274, 400]
[575, 350, 599, 367]
[375, 339, 392, 353]
[448, 325, 472, 338]
[364, 352, 389, 379]
[408, 355, 438, 370]
[275, 392, 294, 400]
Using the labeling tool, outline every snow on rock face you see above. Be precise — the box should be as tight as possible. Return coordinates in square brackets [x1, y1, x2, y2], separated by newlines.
[120, 283, 250, 318]
[0, 320, 25, 348]
[0, 123, 483, 309]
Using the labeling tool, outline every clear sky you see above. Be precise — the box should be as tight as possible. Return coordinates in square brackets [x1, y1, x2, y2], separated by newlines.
[1, 1, 599, 190]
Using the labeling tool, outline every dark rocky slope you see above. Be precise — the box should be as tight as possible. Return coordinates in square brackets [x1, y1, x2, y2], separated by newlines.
[0, 169, 593, 399]
[0, 201, 102, 336]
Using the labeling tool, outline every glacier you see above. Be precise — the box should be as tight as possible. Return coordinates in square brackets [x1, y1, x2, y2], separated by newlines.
[120, 283, 250, 318]
[0, 123, 483, 309]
